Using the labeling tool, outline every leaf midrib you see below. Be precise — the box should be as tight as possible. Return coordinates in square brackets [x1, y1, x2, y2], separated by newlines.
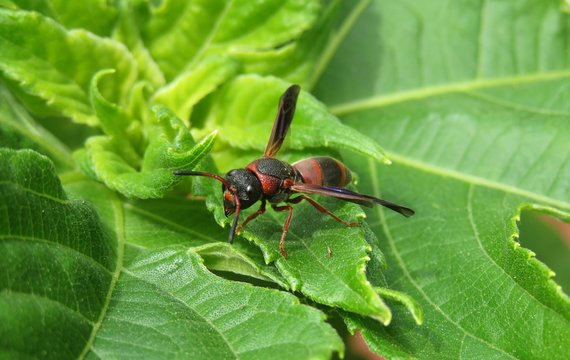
[385, 150, 570, 211]
[78, 196, 126, 359]
[329, 70, 570, 116]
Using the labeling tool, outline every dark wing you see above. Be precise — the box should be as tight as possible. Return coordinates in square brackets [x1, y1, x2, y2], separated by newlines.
[290, 183, 415, 217]
[264, 84, 301, 157]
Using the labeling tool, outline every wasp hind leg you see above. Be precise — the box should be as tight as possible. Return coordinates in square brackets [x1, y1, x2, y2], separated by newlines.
[288, 195, 360, 227]
[271, 204, 294, 257]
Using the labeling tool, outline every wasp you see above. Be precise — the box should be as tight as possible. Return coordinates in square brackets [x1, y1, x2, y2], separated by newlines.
[174, 85, 414, 256]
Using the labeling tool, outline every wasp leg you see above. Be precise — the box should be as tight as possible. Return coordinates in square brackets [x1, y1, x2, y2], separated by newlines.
[288, 195, 360, 227]
[237, 200, 266, 234]
[271, 204, 294, 257]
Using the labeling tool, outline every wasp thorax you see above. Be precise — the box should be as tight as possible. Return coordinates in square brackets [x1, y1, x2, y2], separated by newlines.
[222, 169, 262, 215]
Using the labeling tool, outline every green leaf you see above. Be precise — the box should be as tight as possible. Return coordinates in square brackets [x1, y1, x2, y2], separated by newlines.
[62, 172, 287, 288]
[90, 246, 343, 359]
[0, 84, 73, 168]
[140, 0, 321, 81]
[89, 69, 133, 139]
[111, 1, 166, 89]
[76, 106, 218, 199]
[152, 55, 240, 122]
[315, 0, 570, 357]
[7, 0, 118, 36]
[0, 149, 116, 358]
[207, 188, 394, 324]
[193, 242, 289, 289]
[0, 149, 343, 359]
[374, 287, 423, 326]
[0, 8, 137, 125]
[202, 75, 390, 164]
[122, 197, 228, 249]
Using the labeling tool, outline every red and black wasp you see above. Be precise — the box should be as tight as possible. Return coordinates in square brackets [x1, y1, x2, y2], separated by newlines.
[174, 85, 414, 256]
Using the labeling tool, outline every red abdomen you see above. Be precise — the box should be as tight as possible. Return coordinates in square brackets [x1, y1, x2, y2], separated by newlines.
[292, 157, 352, 187]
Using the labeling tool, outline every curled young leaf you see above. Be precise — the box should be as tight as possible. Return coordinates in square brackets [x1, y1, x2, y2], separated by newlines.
[76, 105, 217, 199]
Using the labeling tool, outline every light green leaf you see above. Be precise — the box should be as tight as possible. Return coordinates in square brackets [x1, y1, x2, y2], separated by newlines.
[245, 0, 345, 88]
[112, 1, 166, 89]
[76, 106, 218, 198]
[89, 69, 133, 139]
[0, 149, 343, 359]
[315, 0, 570, 357]
[202, 75, 390, 164]
[375, 287, 423, 326]
[0, 8, 137, 125]
[140, 0, 321, 81]
[8, 0, 118, 36]
[152, 55, 240, 122]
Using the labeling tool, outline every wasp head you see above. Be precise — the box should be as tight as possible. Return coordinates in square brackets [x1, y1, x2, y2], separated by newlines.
[222, 169, 262, 216]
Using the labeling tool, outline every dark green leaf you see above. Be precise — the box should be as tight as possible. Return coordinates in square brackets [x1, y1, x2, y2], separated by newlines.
[1, 149, 344, 358]
[0, 148, 116, 359]
[88, 246, 343, 359]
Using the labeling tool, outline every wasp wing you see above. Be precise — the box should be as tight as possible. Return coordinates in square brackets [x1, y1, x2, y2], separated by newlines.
[290, 183, 415, 217]
[264, 84, 301, 157]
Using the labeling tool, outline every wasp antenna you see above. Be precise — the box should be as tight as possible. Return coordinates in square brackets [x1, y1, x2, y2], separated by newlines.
[173, 170, 233, 189]
[174, 169, 244, 242]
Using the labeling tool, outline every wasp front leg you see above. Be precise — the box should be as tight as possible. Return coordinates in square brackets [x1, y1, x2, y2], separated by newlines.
[237, 200, 267, 234]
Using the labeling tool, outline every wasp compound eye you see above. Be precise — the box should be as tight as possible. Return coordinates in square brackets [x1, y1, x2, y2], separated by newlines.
[224, 169, 262, 210]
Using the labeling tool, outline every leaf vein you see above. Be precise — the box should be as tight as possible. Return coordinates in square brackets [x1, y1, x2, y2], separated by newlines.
[121, 268, 240, 357]
[124, 203, 221, 243]
[386, 151, 570, 210]
[78, 197, 126, 359]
